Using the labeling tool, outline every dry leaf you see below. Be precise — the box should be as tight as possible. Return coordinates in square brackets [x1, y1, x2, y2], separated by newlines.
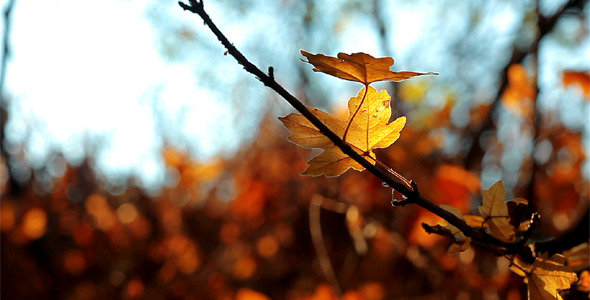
[562, 242, 590, 271]
[511, 256, 533, 278]
[280, 87, 405, 176]
[301, 50, 437, 85]
[440, 204, 471, 255]
[527, 254, 578, 300]
[479, 180, 516, 242]
[507, 198, 532, 230]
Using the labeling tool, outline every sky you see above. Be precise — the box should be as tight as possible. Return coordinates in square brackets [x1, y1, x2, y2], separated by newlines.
[3, 0, 236, 190]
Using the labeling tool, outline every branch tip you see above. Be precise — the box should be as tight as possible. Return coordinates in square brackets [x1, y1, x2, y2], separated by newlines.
[178, 0, 203, 12]
[178, 1, 190, 10]
[422, 223, 436, 234]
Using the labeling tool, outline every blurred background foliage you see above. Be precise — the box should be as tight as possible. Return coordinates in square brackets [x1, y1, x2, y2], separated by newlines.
[1, 0, 589, 299]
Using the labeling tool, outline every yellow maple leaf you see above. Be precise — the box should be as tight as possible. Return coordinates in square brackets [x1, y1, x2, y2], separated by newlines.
[479, 180, 516, 242]
[527, 254, 578, 300]
[301, 50, 437, 85]
[279, 87, 406, 176]
[439, 204, 471, 255]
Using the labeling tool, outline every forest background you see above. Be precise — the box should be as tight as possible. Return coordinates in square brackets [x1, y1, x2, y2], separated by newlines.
[1, 0, 588, 299]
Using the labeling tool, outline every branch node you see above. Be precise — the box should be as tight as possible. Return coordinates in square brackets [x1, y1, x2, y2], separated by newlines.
[409, 180, 421, 200]
[268, 66, 274, 80]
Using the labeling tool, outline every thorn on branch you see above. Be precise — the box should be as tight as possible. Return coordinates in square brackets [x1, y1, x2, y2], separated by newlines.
[268, 66, 274, 80]
[410, 180, 419, 195]
[409, 180, 421, 201]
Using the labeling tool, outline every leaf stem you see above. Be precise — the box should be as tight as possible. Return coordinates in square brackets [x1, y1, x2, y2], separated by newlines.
[342, 84, 369, 142]
[373, 158, 413, 191]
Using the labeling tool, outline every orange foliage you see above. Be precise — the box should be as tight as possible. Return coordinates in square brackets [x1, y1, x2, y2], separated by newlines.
[231, 178, 267, 220]
[1, 115, 585, 299]
[432, 164, 480, 212]
[502, 64, 535, 117]
[0, 201, 16, 232]
[562, 70, 590, 99]
[22, 207, 47, 240]
[63, 249, 86, 276]
[236, 288, 271, 300]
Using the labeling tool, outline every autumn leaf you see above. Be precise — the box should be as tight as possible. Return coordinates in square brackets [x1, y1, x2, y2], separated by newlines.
[301, 50, 437, 85]
[439, 204, 471, 255]
[279, 87, 406, 176]
[562, 242, 590, 272]
[478, 180, 516, 242]
[507, 198, 532, 230]
[464, 214, 485, 227]
[527, 254, 578, 300]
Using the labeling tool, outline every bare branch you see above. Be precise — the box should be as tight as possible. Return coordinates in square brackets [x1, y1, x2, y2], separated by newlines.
[177, 0, 527, 251]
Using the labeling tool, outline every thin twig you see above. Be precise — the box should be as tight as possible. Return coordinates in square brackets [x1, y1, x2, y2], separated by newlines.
[310, 195, 343, 296]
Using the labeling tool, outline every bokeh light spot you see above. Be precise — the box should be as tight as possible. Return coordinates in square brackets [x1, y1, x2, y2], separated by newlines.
[22, 207, 47, 240]
[63, 249, 86, 276]
[256, 235, 278, 258]
[233, 256, 256, 279]
[116, 203, 138, 224]
[0, 202, 16, 232]
[236, 288, 270, 300]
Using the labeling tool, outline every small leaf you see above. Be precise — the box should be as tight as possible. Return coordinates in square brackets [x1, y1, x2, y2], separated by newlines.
[440, 204, 471, 255]
[507, 198, 532, 230]
[479, 180, 516, 242]
[301, 50, 437, 85]
[527, 255, 578, 300]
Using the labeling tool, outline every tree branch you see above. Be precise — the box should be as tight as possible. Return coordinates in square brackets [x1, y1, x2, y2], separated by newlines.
[178, 0, 521, 249]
